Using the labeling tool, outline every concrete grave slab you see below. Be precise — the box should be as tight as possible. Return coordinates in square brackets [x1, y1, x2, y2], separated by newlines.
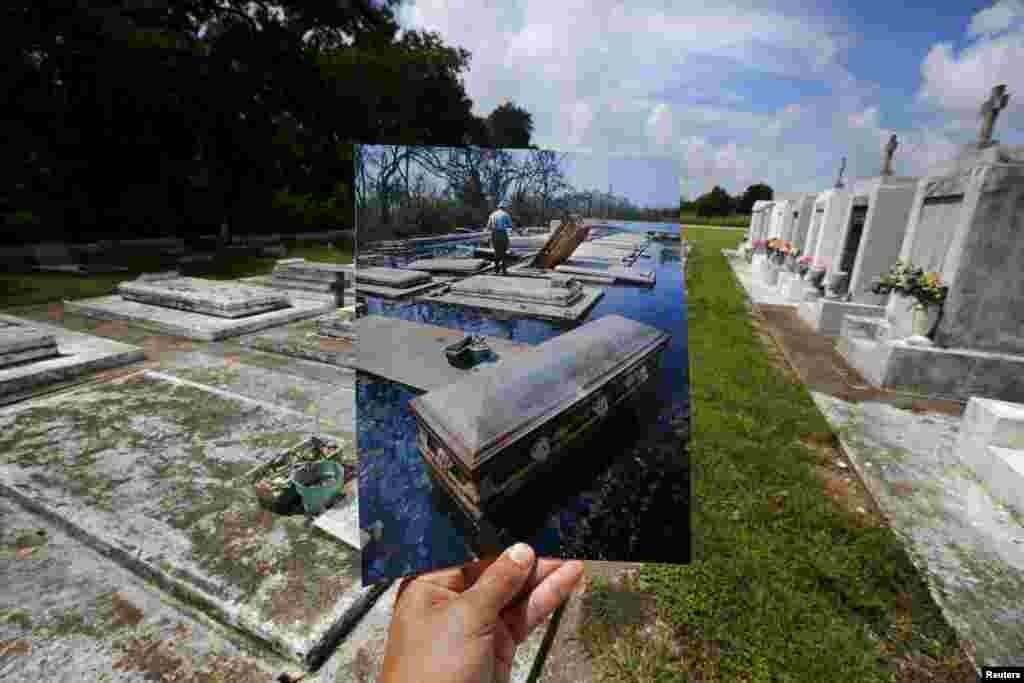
[449, 275, 585, 306]
[0, 314, 144, 405]
[555, 264, 655, 286]
[0, 320, 56, 357]
[416, 282, 604, 323]
[812, 393, 1024, 667]
[239, 316, 357, 369]
[0, 496, 293, 682]
[151, 352, 354, 437]
[837, 334, 1024, 403]
[118, 277, 291, 318]
[355, 267, 431, 288]
[0, 372, 381, 667]
[354, 316, 533, 392]
[65, 289, 335, 341]
[354, 278, 451, 299]
[402, 258, 491, 274]
[953, 397, 1024, 511]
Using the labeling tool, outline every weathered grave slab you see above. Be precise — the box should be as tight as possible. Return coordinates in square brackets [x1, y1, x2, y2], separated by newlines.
[0, 496, 293, 681]
[813, 393, 1024, 667]
[450, 275, 585, 306]
[403, 258, 491, 274]
[417, 282, 604, 322]
[65, 288, 335, 341]
[118, 277, 291, 318]
[239, 316, 357, 369]
[0, 314, 144, 405]
[955, 397, 1024, 511]
[354, 278, 450, 299]
[555, 264, 655, 286]
[0, 372, 382, 667]
[356, 267, 431, 288]
[0, 321, 56, 357]
[272, 258, 353, 292]
[151, 352, 354, 437]
[355, 316, 533, 392]
[319, 313, 357, 341]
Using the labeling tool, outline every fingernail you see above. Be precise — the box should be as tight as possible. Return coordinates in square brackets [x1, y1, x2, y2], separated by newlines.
[506, 543, 533, 567]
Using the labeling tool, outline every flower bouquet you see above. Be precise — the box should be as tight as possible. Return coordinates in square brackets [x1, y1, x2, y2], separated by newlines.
[797, 254, 813, 278]
[871, 260, 948, 340]
[870, 260, 948, 308]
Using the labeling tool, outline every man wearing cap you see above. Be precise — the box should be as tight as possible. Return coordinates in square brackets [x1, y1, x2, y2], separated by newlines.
[487, 198, 513, 275]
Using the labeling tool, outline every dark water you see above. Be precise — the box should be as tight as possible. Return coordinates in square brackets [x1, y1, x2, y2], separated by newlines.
[358, 223, 690, 585]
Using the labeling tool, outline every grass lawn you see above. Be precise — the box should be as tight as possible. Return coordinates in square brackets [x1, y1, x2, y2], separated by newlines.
[0, 239, 353, 312]
[679, 213, 751, 228]
[575, 227, 972, 681]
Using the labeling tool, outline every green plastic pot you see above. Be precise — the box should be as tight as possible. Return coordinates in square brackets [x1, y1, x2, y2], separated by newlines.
[291, 460, 344, 516]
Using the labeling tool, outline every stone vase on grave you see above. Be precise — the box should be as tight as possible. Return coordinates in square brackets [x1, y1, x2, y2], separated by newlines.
[824, 271, 849, 300]
[885, 292, 920, 341]
[905, 304, 941, 346]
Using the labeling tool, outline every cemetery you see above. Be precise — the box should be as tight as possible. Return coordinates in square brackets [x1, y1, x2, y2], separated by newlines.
[725, 84, 1024, 669]
[355, 145, 690, 594]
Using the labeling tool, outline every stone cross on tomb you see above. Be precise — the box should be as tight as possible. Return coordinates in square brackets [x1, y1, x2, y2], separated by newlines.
[834, 157, 847, 189]
[978, 84, 1010, 148]
[881, 134, 898, 176]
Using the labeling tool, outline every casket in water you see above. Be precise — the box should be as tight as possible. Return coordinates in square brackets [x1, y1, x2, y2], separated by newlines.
[408, 314, 670, 521]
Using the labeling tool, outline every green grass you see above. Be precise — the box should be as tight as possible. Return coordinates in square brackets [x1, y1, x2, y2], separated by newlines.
[0, 239, 352, 311]
[679, 213, 751, 228]
[581, 227, 967, 681]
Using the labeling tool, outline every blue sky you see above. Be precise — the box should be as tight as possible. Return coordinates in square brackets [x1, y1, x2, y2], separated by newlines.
[396, 0, 1024, 206]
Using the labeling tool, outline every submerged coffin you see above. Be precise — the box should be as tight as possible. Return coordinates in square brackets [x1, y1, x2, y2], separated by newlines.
[408, 314, 671, 521]
[403, 258, 490, 274]
[448, 275, 583, 306]
[355, 267, 431, 288]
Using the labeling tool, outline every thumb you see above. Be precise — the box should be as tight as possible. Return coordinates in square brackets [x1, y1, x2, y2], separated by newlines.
[460, 543, 535, 621]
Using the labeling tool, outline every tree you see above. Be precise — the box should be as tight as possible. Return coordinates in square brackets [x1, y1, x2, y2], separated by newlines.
[737, 183, 773, 214]
[485, 101, 533, 148]
[0, 0, 500, 243]
[694, 186, 732, 217]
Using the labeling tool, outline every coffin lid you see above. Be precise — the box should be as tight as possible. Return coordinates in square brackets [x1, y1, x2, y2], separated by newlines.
[409, 314, 669, 470]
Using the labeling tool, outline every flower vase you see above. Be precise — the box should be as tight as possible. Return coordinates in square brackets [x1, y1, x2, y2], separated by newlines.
[905, 303, 939, 346]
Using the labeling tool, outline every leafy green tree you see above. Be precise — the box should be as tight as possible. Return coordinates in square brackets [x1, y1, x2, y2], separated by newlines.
[0, 0, 500, 244]
[485, 101, 534, 148]
[738, 183, 774, 214]
[694, 186, 732, 217]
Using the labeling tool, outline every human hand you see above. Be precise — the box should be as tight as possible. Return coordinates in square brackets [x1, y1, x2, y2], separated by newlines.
[380, 544, 585, 683]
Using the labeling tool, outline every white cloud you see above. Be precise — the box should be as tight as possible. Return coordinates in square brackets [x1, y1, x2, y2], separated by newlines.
[918, 1, 1024, 115]
[395, 1, 1018, 200]
[967, 0, 1024, 38]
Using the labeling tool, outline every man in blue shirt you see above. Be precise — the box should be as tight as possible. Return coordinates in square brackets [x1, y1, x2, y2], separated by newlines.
[486, 198, 514, 275]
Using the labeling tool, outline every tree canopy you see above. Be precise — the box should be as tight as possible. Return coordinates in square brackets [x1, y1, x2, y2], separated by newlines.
[1, 0, 534, 244]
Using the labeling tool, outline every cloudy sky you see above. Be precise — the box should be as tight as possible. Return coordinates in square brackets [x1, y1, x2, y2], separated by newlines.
[395, 0, 1024, 206]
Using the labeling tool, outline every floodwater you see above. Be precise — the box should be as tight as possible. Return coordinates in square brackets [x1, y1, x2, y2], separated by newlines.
[358, 223, 690, 585]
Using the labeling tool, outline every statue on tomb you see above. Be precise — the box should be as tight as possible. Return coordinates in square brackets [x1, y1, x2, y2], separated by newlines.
[978, 84, 1009, 148]
[834, 157, 846, 189]
[881, 135, 898, 176]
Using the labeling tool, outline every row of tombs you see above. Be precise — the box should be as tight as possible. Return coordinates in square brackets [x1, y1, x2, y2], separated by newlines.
[735, 83, 1024, 514]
